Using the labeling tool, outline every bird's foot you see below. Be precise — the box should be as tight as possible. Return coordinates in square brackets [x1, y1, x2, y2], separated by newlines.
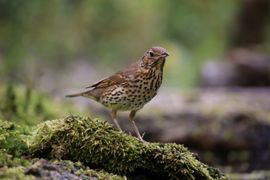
[137, 133, 149, 144]
[141, 139, 149, 145]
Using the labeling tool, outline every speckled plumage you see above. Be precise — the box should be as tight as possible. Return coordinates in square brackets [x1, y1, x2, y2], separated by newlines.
[66, 46, 169, 142]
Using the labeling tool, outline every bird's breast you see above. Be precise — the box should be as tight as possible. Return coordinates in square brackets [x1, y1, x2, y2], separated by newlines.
[100, 67, 163, 111]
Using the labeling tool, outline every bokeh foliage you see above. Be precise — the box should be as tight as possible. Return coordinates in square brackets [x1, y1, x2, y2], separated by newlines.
[0, 85, 76, 126]
[0, 0, 238, 86]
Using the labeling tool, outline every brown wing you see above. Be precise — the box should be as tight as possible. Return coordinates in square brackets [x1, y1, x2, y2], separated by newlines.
[66, 61, 140, 101]
[86, 61, 140, 89]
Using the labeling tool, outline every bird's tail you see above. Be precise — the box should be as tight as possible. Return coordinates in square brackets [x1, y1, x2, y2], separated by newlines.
[65, 92, 84, 98]
[65, 89, 100, 101]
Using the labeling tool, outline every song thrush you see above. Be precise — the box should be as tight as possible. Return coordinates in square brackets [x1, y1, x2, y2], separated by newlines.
[66, 46, 169, 142]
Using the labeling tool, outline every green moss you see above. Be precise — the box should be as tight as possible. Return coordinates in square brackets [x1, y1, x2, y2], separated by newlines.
[0, 150, 30, 167]
[0, 167, 34, 180]
[0, 119, 30, 173]
[28, 115, 143, 173]
[0, 119, 28, 157]
[81, 169, 125, 180]
[28, 115, 227, 179]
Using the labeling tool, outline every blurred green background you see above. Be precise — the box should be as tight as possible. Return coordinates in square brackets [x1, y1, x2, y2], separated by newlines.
[1, 1, 270, 178]
[0, 0, 241, 89]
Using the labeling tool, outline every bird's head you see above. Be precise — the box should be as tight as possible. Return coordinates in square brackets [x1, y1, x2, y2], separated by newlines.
[141, 46, 169, 68]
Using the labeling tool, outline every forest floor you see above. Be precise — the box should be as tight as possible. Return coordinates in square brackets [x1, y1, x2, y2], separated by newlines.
[1, 85, 270, 179]
[85, 87, 270, 179]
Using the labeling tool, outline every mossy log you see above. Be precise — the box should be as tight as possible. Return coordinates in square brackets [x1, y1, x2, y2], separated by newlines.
[28, 115, 226, 179]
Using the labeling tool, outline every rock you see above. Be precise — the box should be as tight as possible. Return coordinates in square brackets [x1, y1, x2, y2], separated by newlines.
[25, 159, 123, 180]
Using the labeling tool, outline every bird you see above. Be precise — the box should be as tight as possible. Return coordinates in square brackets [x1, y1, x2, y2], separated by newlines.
[66, 46, 169, 142]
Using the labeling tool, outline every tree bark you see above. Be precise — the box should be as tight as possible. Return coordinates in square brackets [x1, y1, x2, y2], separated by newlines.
[229, 0, 270, 49]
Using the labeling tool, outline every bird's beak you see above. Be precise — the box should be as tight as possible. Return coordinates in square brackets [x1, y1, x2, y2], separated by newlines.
[162, 52, 170, 57]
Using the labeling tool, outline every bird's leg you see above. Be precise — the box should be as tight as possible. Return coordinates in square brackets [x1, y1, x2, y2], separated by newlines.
[129, 110, 144, 142]
[111, 110, 122, 131]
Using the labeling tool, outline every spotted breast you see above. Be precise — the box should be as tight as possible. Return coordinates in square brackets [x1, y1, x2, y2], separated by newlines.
[100, 59, 165, 111]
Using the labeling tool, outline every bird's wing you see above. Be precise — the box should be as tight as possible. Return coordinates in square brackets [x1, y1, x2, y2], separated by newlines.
[86, 61, 140, 89]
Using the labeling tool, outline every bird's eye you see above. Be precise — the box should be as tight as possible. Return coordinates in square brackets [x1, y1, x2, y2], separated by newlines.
[149, 52, 154, 57]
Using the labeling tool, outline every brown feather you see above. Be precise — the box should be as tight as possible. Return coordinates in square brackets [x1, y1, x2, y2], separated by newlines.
[66, 87, 104, 101]
[85, 62, 140, 89]
[65, 93, 83, 98]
